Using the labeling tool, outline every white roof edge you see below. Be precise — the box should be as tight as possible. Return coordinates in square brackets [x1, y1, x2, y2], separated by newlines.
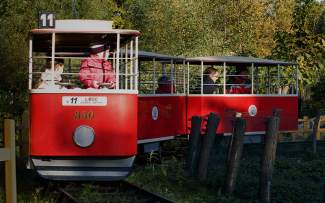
[30, 20, 140, 34]
[185, 56, 298, 65]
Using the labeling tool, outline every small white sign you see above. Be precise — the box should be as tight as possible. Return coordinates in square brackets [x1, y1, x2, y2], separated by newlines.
[152, 106, 158, 120]
[62, 96, 107, 106]
[248, 105, 257, 116]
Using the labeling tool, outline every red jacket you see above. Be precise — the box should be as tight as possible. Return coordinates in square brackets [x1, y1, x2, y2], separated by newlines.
[226, 76, 254, 94]
[155, 81, 176, 94]
[79, 55, 116, 89]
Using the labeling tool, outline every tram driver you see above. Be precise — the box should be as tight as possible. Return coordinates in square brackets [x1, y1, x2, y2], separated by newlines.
[79, 39, 117, 89]
[226, 65, 254, 94]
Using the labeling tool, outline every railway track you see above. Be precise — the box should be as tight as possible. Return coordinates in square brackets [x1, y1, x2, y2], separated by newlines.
[34, 179, 176, 203]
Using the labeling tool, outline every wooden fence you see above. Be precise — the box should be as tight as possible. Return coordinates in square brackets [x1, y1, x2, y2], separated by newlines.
[279, 117, 325, 142]
[0, 114, 29, 203]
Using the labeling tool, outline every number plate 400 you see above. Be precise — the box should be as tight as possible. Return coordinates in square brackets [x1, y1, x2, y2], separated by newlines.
[74, 111, 94, 119]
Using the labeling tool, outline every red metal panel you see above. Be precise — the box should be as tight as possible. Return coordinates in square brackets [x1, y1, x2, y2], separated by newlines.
[138, 96, 187, 141]
[29, 93, 137, 156]
[187, 96, 298, 134]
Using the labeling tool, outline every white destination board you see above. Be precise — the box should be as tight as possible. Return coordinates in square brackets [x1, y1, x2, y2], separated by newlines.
[62, 96, 107, 106]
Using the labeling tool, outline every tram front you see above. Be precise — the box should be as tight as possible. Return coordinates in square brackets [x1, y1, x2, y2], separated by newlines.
[28, 19, 140, 181]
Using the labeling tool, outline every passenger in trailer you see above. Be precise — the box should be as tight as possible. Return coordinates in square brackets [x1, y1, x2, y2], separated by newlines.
[155, 75, 177, 94]
[226, 65, 254, 94]
[79, 39, 116, 89]
[194, 67, 219, 94]
[34, 59, 65, 89]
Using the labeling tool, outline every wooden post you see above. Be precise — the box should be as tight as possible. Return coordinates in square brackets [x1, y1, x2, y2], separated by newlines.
[196, 112, 220, 181]
[185, 116, 203, 177]
[278, 133, 283, 142]
[291, 132, 295, 141]
[273, 109, 282, 118]
[4, 119, 17, 203]
[303, 116, 308, 140]
[224, 117, 246, 195]
[258, 116, 280, 203]
[312, 109, 323, 153]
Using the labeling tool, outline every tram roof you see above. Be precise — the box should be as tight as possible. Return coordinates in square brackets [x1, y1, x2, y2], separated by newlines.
[185, 56, 299, 66]
[30, 20, 140, 53]
[137, 50, 186, 61]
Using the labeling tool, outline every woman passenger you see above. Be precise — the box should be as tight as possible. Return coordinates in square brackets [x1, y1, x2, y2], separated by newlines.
[195, 67, 219, 94]
[34, 59, 64, 89]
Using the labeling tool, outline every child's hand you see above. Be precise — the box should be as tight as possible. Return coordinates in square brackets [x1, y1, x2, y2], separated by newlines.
[93, 81, 99, 88]
[104, 50, 110, 61]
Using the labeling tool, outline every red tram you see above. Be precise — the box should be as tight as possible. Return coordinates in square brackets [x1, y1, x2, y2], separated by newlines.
[136, 51, 187, 152]
[28, 20, 140, 181]
[27, 18, 299, 182]
[185, 56, 299, 135]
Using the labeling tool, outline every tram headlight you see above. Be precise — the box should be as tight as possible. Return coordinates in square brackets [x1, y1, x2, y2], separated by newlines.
[73, 125, 95, 147]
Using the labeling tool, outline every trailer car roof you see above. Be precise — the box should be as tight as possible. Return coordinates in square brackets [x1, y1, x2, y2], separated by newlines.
[185, 56, 298, 66]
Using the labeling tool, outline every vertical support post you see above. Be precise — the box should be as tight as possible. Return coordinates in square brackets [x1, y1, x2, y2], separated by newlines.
[116, 34, 120, 90]
[200, 61, 203, 95]
[187, 62, 189, 95]
[153, 58, 156, 94]
[29, 35, 33, 90]
[291, 132, 295, 141]
[135, 36, 138, 91]
[183, 60, 185, 94]
[277, 64, 280, 94]
[125, 44, 128, 90]
[223, 62, 226, 94]
[224, 117, 246, 195]
[130, 41, 133, 90]
[258, 116, 280, 202]
[278, 133, 283, 142]
[185, 116, 203, 178]
[4, 119, 17, 203]
[251, 63, 254, 94]
[268, 66, 270, 94]
[312, 109, 322, 153]
[171, 59, 173, 94]
[196, 112, 220, 181]
[303, 116, 308, 140]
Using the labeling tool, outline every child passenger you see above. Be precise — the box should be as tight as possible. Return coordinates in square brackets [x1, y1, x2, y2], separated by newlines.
[79, 39, 116, 89]
[34, 59, 65, 89]
[155, 75, 176, 94]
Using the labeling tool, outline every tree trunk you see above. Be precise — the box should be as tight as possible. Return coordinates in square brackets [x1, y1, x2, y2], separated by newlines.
[313, 109, 323, 153]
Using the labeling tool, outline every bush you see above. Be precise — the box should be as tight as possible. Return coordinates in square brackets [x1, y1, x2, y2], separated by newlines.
[0, 90, 29, 145]
[310, 75, 325, 110]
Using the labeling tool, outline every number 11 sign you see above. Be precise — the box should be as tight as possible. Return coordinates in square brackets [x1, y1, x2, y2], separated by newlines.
[38, 11, 56, 29]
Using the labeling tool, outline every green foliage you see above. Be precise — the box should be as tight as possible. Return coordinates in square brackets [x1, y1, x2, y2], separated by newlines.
[0, 91, 29, 145]
[269, 0, 325, 90]
[310, 75, 325, 109]
[0, 0, 120, 92]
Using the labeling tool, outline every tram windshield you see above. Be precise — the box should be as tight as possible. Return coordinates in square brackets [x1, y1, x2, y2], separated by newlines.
[29, 20, 140, 92]
[186, 56, 299, 95]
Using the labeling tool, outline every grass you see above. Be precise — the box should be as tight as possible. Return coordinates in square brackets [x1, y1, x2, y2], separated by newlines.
[1, 147, 325, 202]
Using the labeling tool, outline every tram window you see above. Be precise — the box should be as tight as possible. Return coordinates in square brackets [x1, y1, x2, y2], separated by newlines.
[138, 60, 185, 94]
[188, 63, 297, 95]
